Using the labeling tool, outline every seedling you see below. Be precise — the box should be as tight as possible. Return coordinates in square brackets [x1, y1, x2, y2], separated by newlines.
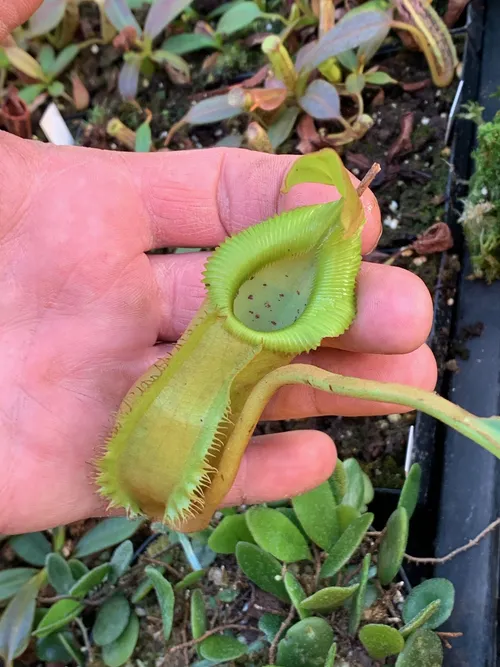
[102, 0, 195, 99]
[95, 149, 500, 534]
[3, 41, 94, 104]
[165, 0, 457, 151]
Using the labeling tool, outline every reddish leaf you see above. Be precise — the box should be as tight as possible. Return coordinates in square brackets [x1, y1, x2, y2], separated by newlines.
[113, 26, 138, 51]
[387, 111, 414, 162]
[231, 65, 269, 89]
[245, 87, 287, 111]
[412, 222, 454, 255]
[296, 114, 320, 154]
[104, 0, 142, 35]
[71, 72, 90, 110]
[402, 78, 431, 92]
[0, 87, 32, 138]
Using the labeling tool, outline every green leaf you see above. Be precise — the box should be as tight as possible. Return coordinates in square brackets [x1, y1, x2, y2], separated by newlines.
[245, 507, 312, 563]
[345, 72, 366, 95]
[49, 44, 80, 79]
[395, 629, 443, 666]
[74, 518, 143, 557]
[145, 566, 175, 641]
[335, 49, 358, 72]
[58, 633, 85, 666]
[277, 617, 334, 667]
[9, 533, 51, 566]
[39, 44, 56, 76]
[151, 49, 190, 76]
[359, 624, 404, 660]
[199, 634, 247, 661]
[377, 507, 409, 585]
[365, 71, 397, 85]
[69, 563, 112, 598]
[135, 119, 152, 153]
[102, 611, 140, 667]
[162, 33, 219, 55]
[342, 459, 365, 510]
[33, 599, 84, 638]
[93, 594, 130, 646]
[362, 472, 374, 505]
[402, 578, 455, 630]
[109, 540, 134, 584]
[48, 81, 64, 97]
[301, 584, 359, 612]
[0, 48, 9, 69]
[68, 560, 88, 580]
[267, 106, 300, 150]
[349, 553, 371, 634]
[19, 83, 47, 104]
[235, 542, 289, 602]
[329, 459, 347, 503]
[4, 46, 46, 81]
[46, 553, 74, 595]
[336, 504, 360, 534]
[400, 599, 442, 638]
[397, 463, 422, 519]
[36, 631, 78, 663]
[216, 1, 263, 35]
[320, 513, 373, 578]
[190, 589, 207, 639]
[258, 612, 285, 642]
[175, 569, 206, 592]
[325, 642, 337, 667]
[0, 571, 46, 664]
[284, 572, 310, 619]
[0, 569, 38, 604]
[292, 482, 339, 550]
[208, 514, 255, 554]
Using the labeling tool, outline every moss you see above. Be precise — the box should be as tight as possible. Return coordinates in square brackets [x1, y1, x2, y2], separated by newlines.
[361, 456, 405, 490]
[460, 109, 500, 282]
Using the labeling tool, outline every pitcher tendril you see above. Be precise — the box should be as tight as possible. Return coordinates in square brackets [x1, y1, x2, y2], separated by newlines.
[96, 149, 500, 533]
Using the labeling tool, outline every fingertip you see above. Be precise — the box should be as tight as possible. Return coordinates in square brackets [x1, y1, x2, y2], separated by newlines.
[224, 430, 337, 507]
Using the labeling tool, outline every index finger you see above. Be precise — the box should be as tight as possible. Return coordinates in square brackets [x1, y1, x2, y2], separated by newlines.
[0, 1, 42, 40]
[136, 148, 381, 253]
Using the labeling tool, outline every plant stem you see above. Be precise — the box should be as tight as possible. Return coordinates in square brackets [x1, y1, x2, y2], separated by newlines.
[228, 364, 500, 461]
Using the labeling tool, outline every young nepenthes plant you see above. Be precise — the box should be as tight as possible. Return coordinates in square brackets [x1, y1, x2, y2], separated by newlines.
[96, 149, 500, 534]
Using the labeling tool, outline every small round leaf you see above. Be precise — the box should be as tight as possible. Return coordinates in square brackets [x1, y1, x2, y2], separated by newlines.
[359, 624, 404, 660]
[284, 572, 310, 619]
[235, 542, 289, 602]
[277, 617, 334, 667]
[46, 553, 74, 595]
[102, 612, 140, 667]
[301, 584, 359, 612]
[0, 568, 38, 603]
[190, 589, 207, 639]
[377, 507, 409, 585]
[403, 578, 455, 630]
[349, 553, 371, 634]
[246, 507, 312, 563]
[320, 513, 373, 578]
[33, 599, 84, 638]
[199, 634, 247, 661]
[395, 628, 443, 666]
[109, 540, 134, 584]
[208, 514, 255, 554]
[292, 482, 339, 550]
[145, 567, 175, 642]
[74, 518, 142, 558]
[336, 505, 361, 534]
[93, 593, 130, 646]
[400, 599, 442, 638]
[69, 563, 111, 598]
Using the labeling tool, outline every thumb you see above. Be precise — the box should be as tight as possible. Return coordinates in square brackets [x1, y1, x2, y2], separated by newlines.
[0, 1, 42, 41]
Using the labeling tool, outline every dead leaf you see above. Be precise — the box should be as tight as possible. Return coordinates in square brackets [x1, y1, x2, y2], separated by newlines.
[443, 0, 470, 27]
[387, 111, 414, 162]
[412, 222, 454, 254]
[232, 66, 270, 90]
[201, 51, 221, 72]
[244, 32, 273, 47]
[371, 88, 385, 107]
[401, 78, 431, 92]
[166, 62, 190, 85]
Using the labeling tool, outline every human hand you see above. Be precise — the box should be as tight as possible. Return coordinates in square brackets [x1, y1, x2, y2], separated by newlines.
[0, 131, 436, 534]
[0, 2, 436, 535]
